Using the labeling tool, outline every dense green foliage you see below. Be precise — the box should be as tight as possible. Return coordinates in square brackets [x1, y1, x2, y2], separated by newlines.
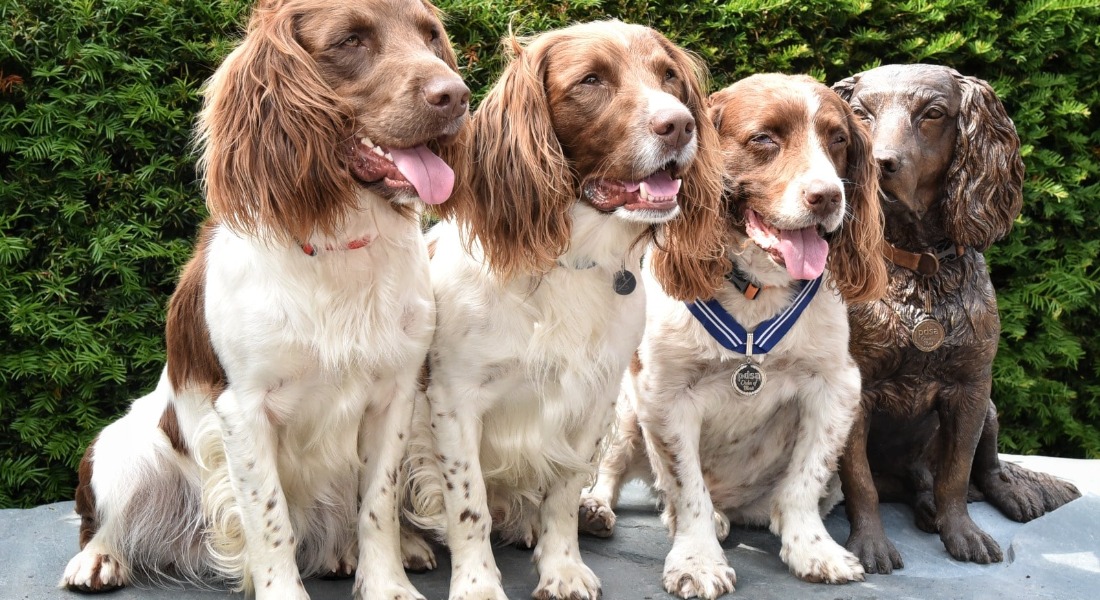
[1, 0, 1097, 508]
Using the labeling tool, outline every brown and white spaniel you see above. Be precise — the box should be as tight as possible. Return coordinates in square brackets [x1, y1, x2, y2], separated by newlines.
[402, 21, 726, 600]
[579, 74, 886, 598]
[60, 1, 467, 598]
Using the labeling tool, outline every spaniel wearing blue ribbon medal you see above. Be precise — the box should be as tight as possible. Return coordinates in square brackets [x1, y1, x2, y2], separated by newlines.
[580, 74, 887, 597]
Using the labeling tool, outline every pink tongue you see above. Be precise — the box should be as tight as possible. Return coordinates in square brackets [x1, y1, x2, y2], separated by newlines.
[387, 145, 454, 205]
[640, 170, 682, 197]
[777, 227, 829, 280]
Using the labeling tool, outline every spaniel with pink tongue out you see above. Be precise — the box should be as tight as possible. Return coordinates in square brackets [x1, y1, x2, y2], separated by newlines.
[745, 208, 830, 280]
[353, 136, 455, 205]
[585, 169, 683, 212]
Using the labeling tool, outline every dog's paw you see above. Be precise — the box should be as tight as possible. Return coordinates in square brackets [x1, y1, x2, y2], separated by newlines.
[913, 491, 938, 534]
[448, 582, 509, 600]
[578, 496, 616, 538]
[981, 463, 1082, 523]
[59, 549, 127, 592]
[400, 529, 437, 572]
[320, 546, 358, 579]
[713, 510, 731, 543]
[940, 519, 1003, 564]
[783, 536, 865, 584]
[354, 573, 425, 600]
[533, 560, 601, 600]
[514, 512, 540, 550]
[449, 566, 507, 600]
[845, 529, 904, 574]
[662, 544, 736, 599]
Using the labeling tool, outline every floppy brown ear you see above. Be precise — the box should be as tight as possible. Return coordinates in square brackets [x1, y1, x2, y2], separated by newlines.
[831, 74, 860, 102]
[197, 2, 355, 243]
[941, 72, 1024, 251]
[649, 44, 728, 302]
[828, 105, 887, 303]
[441, 34, 573, 281]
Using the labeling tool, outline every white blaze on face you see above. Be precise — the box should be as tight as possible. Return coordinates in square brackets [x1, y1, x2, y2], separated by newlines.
[775, 91, 847, 231]
[749, 88, 848, 281]
[636, 86, 698, 172]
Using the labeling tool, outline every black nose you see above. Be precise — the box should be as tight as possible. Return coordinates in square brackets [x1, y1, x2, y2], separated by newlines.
[875, 150, 902, 175]
[650, 107, 695, 149]
[423, 77, 470, 120]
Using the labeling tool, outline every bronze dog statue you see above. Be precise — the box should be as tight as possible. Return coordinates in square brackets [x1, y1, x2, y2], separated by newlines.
[832, 64, 1080, 573]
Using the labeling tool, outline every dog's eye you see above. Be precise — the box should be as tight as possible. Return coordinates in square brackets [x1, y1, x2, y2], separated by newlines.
[580, 73, 601, 85]
[750, 133, 776, 147]
[851, 106, 870, 121]
[924, 107, 945, 120]
[429, 27, 441, 42]
[665, 68, 677, 82]
[831, 133, 847, 146]
[341, 34, 362, 47]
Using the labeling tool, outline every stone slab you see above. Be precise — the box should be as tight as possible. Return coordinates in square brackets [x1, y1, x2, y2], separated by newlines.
[1, 455, 1096, 600]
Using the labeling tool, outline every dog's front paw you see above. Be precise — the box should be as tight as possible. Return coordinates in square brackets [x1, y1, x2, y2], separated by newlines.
[400, 528, 437, 572]
[533, 560, 601, 600]
[845, 528, 904, 574]
[662, 545, 736, 599]
[59, 548, 128, 592]
[783, 536, 865, 584]
[354, 573, 425, 600]
[448, 583, 508, 600]
[449, 567, 508, 600]
[578, 495, 616, 538]
[940, 518, 1003, 564]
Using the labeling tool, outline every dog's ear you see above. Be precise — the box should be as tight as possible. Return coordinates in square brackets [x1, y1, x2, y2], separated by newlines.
[831, 74, 860, 102]
[828, 101, 888, 303]
[649, 42, 729, 302]
[942, 72, 1024, 251]
[198, 3, 355, 243]
[444, 34, 572, 281]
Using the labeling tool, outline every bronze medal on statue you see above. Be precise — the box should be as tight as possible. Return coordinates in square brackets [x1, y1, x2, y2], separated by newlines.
[732, 361, 765, 395]
[911, 318, 945, 352]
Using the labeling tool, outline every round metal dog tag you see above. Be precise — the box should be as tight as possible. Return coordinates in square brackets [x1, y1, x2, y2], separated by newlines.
[732, 361, 765, 395]
[911, 318, 946, 352]
[613, 270, 637, 295]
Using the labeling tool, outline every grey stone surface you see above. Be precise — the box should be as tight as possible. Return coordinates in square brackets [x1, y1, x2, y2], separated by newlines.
[2, 456, 1098, 600]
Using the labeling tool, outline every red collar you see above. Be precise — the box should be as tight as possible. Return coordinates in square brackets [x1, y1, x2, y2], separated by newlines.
[299, 236, 372, 256]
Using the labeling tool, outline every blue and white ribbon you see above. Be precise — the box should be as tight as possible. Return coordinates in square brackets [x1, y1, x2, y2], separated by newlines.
[685, 275, 822, 355]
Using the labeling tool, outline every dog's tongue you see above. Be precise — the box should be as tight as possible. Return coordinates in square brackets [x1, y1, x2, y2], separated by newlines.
[387, 145, 454, 205]
[639, 170, 682, 198]
[776, 227, 829, 280]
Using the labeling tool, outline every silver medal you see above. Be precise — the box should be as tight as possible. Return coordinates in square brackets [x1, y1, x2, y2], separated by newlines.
[732, 332, 766, 395]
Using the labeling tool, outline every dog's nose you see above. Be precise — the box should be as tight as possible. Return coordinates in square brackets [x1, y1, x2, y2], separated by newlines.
[875, 150, 902, 175]
[805, 180, 842, 211]
[650, 108, 695, 149]
[423, 77, 471, 120]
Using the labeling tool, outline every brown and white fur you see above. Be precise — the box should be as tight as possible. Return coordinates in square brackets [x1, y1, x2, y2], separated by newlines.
[60, 1, 468, 598]
[579, 74, 887, 598]
[402, 21, 726, 600]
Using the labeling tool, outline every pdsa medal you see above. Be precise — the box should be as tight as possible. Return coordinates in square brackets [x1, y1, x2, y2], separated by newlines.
[911, 284, 945, 352]
[685, 276, 823, 398]
[911, 318, 945, 352]
[732, 332, 765, 395]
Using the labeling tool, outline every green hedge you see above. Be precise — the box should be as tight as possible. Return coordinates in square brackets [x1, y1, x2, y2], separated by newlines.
[1, 0, 1097, 508]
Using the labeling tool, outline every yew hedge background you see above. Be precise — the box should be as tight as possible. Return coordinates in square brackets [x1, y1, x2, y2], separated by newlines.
[1, 0, 1097, 507]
